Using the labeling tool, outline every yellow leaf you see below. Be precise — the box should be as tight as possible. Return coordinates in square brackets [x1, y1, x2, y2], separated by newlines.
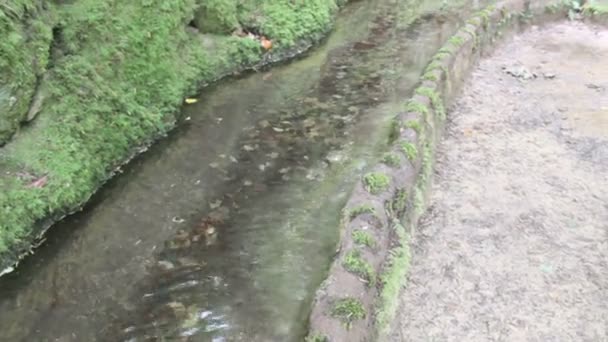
[185, 98, 198, 104]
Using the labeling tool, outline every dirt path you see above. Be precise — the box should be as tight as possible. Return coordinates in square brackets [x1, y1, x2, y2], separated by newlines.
[391, 21, 608, 341]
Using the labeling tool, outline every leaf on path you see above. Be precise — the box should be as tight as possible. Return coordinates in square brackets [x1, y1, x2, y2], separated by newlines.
[261, 37, 273, 50]
[185, 98, 198, 104]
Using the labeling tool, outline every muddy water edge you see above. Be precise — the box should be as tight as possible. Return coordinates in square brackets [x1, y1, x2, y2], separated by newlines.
[0, 1, 487, 341]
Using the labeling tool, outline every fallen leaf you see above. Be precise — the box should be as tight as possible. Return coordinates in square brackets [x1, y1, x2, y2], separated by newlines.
[261, 37, 273, 50]
[28, 175, 48, 188]
[185, 98, 198, 104]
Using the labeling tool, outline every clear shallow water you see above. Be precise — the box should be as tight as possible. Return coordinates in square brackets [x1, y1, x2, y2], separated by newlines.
[0, 1, 489, 341]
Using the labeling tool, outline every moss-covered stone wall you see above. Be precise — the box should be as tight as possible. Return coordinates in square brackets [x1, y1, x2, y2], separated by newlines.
[0, 0, 347, 273]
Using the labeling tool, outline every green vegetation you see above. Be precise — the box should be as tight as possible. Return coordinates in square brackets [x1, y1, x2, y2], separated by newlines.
[416, 86, 446, 120]
[376, 223, 410, 334]
[382, 153, 401, 167]
[400, 142, 418, 161]
[348, 204, 376, 220]
[448, 35, 465, 47]
[332, 297, 366, 327]
[342, 249, 375, 285]
[0, 0, 347, 268]
[404, 99, 429, 116]
[362, 172, 390, 194]
[431, 51, 451, 62]
[352, 230, 375, 248]
[306, 333, 329, 342]
[404, 120, 422, 133]
[413, 186, 425, 216]
[422, 70, 439, 81]
[0, 1, 54, 144]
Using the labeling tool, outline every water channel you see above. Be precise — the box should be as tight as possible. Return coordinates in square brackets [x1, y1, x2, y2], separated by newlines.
[0, 1, 489, 341]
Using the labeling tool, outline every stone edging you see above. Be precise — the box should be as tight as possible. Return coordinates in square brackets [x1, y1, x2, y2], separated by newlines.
[306, 1, 570, 341]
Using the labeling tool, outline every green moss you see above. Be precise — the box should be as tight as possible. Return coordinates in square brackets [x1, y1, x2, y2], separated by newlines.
[343, 249, 375, 285]
[332, 297, 366, 327]
[404, 120, 422, 134]
[400, 142, 418, 161]
[404, 99, 429, 116]
[432, 51, 451, 62]
[352, 230, 375, 248]
[193, 0, 240, 34]
[349, 204, 376, 220]
[584, 3, 608, 15]
[437, 46, 455, 55]
[448, 35, 465, 47]
[422, 70, 439, 81]
[425, 60, 444, 72]
[363, 172, 390, 194]
[0, 1, 55, 144]
[238, 0, 340, 47]
[382, 153, 400, 167]
[376, 223, 410, 335]
[415, 86, 446, 120]
[0, 0, 347, 269]
[306, 333, 328, 342]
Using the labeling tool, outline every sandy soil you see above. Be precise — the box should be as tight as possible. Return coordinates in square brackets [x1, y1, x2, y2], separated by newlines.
[391, 21, 608, 341]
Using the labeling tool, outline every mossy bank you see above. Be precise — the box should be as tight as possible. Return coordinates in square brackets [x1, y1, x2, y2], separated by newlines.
[306, 0, 579, 340]
[0, 0, 350, 274]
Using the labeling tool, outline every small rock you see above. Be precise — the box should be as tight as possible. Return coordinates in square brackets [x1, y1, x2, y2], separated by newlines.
[543, 72, 556, 79]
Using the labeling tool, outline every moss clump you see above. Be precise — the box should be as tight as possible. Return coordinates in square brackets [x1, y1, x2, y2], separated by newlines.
[376, 223, 410, 335]
[382, 153, 400, 167]
[193, 0, 240, 34]
[332, 297, 366, 327]
[422, 71, 439, 81]
[413, 186, 425, 216]
[404, 99, 429, 117]
[363, 172, 390, 194]
[448, 35, 466, 47]
[404, 120, 422, 134]
[352, 230, 375, 248]
[400, 142, 418, 161]
[343, 250, 375, 285]
[238, 0, 340, 47]
[306, 333, 328, 342]
[349, 204, 376, 220]
[415, 87, 446, 120]
[431, 51, 451, 62]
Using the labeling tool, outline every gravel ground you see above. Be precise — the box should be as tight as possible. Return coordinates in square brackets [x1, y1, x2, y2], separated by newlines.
[391, 21, 608, 342]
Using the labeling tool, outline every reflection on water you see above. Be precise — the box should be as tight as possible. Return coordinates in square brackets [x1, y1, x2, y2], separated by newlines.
[0, 1, 488, 341]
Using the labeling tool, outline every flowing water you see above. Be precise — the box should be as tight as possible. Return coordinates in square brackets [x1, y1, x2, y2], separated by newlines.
[0, 1, 488, 341]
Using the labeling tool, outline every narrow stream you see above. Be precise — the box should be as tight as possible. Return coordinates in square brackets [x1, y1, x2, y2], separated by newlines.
[0, 1, 488, 341]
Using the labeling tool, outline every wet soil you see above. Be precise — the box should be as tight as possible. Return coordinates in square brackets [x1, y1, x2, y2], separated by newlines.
[391, 21, 608, 341]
